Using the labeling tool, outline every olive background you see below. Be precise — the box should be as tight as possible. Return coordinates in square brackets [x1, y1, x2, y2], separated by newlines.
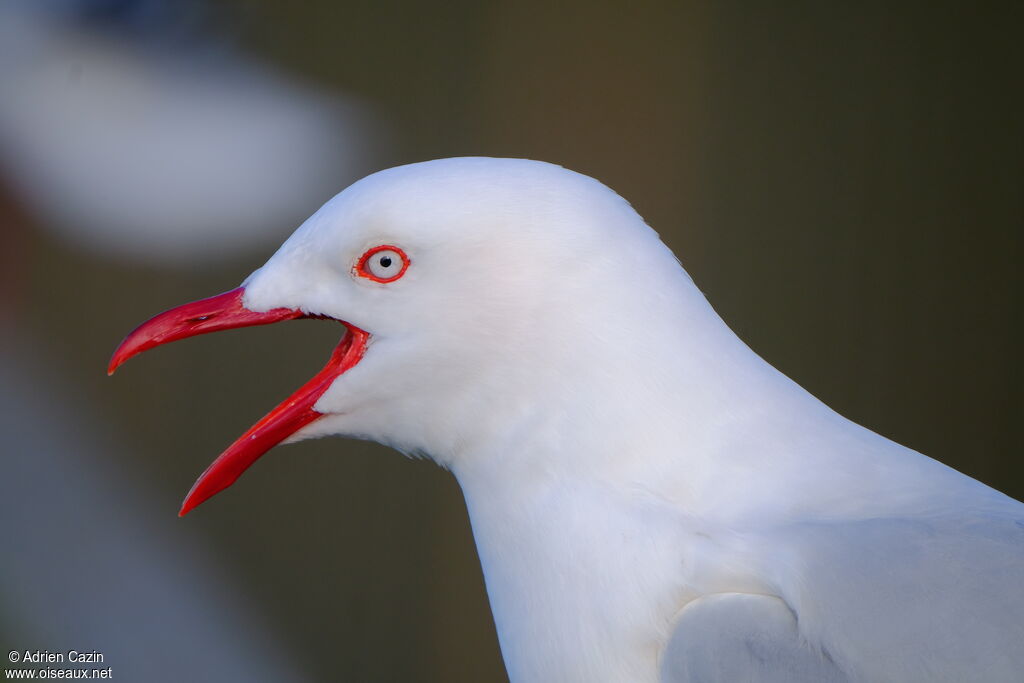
[6, 2, 1021, 681]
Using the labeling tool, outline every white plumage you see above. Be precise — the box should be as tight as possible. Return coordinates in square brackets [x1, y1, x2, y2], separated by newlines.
[125, 158, 1024, 682]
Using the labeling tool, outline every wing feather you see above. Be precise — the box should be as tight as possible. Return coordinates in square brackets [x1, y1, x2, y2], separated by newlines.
[660, 593, 848, 682]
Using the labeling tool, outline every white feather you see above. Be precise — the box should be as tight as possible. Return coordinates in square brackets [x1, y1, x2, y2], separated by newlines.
[242, 157, 1024, 682]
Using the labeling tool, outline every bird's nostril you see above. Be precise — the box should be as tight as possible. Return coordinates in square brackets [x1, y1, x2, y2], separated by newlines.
[187, 314, 214, 323]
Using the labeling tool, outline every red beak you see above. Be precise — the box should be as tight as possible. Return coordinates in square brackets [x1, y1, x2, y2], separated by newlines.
[109, 287, 368, 516]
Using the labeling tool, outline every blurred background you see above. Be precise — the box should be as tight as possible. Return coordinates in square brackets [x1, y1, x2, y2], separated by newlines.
[1, 1, 1020, 680]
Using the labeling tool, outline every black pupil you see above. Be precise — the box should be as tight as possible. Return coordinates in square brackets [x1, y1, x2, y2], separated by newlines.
[379, 255, 393, 268]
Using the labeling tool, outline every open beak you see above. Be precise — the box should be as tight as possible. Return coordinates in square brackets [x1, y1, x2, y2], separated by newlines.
[108, 287, 368, 516]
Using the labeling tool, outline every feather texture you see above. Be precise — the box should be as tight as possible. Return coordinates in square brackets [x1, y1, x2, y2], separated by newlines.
[214, 158, 1024, 682]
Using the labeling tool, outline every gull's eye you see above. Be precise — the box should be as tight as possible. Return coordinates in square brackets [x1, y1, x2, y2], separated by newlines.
[355, 245, 410, 283]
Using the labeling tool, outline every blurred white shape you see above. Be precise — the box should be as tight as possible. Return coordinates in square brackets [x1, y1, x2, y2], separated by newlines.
[0, 4, 382, 265]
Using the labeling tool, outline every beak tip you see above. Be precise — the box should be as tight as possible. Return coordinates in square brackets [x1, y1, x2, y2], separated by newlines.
[179, 482, 209, 517]
[107, 342, 134, 376]
[178, 497, 197, 517]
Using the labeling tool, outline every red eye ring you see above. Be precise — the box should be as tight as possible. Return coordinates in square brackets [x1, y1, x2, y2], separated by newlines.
[355, 245, 410, 283]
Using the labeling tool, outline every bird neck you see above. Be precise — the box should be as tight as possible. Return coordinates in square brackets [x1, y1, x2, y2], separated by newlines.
[446, 291, 800, 681]
[446, 280, 816, 506]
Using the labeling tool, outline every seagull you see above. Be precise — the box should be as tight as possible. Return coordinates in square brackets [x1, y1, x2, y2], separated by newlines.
[109, 157, 1024, 682]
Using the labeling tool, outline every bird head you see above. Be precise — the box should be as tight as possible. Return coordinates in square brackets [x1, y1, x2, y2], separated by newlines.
[109, 157, 696, 515]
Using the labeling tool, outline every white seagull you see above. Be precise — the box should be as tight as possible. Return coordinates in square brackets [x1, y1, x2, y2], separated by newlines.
[110, 157, 1024, 682]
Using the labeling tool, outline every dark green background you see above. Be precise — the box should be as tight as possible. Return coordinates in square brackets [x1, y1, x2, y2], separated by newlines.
[10, 2, 1022, 680]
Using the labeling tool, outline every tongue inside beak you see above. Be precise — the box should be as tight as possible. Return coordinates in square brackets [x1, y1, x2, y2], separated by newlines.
[108, 287, 368, 516]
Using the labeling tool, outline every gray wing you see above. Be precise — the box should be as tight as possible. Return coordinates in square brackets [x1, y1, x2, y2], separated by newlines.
[661, 507, 1024, 683]
[659, 593, 849, 683]
[771, 510, 1024, 682]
